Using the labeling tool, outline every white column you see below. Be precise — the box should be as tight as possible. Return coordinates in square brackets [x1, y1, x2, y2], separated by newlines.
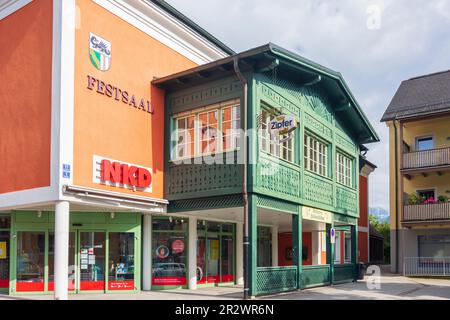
[142, 214, 152, 291]
[236, 222, 244, 285]
[271, 226, 279, 267]
[188, 217, 197, 289]
[54, 201, 70, 300]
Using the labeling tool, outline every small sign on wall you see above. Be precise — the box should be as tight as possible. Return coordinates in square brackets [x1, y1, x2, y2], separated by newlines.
[62, 164, 71, 179]
[330, 228, 336, 244]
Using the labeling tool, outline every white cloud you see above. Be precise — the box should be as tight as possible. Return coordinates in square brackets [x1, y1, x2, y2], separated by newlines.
[167, 0, 450, 212]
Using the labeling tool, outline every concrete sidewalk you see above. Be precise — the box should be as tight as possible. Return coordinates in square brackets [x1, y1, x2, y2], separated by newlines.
[1, 274, 450, 300]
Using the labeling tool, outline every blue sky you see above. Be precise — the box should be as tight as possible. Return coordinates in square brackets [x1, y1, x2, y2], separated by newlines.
[167, 0, 450, 212]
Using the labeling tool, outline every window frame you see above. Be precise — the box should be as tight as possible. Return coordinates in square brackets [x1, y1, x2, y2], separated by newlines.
[415, 135, 434, 152]
[336, 151, 354, 188]
[172, 99, 241, 160]
[304, 132, 329, 178]
[259, 105, 295, 163]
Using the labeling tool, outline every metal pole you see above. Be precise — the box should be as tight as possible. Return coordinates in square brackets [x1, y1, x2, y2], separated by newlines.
[233, 57, 249, 299]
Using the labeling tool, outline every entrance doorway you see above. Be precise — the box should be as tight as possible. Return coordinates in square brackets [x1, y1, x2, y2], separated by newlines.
[197, 221, 235, 285]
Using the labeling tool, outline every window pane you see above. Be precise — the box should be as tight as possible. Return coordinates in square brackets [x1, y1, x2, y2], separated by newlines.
[79, 232, 106, 291]
[417, 137, 433, 151]
[0, 217, 10, 229]
[48, 232, 76, 292]
[16, 232, 45, 292]
[108, 232, 135, 290]
[0, 231, 10, 289]
[152, 232, 187, 286]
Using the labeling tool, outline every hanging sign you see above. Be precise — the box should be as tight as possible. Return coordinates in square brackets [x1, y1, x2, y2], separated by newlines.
[302, 206, 332, 224]
[270, 115, 298, 136]
[330, 228, 336, 244]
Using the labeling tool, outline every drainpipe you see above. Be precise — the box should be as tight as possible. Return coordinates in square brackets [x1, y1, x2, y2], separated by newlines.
[233, 57, 249, 300]
[393, 121, 399, 273]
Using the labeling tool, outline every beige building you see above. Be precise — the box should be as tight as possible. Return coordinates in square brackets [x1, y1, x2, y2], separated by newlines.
[382, 70, 450, 275]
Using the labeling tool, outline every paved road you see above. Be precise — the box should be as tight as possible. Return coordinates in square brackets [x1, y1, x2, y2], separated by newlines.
[1, 273, 449, 300]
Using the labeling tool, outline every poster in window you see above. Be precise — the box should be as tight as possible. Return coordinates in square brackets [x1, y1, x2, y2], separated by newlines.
[0, 242, 6, 259]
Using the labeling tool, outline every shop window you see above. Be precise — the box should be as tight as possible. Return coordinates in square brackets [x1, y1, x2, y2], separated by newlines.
[257, 227, 272, 267]
[0, 230, 10, 289]
[152, 218, 187, 287]
[304, 134, 328, 177]
[197, 221, 235, 284]
[260, 108, 294, 162]
[79, 232, 106, 291]
[0, 216, 10, 229]
[418, 235, 450, 257]
[16, 232, 45, 292]
[108, 232, 135, 291]
[344, 232, 352, 263]
[336, 152, 353, 188]
[172, 100, 241, 160]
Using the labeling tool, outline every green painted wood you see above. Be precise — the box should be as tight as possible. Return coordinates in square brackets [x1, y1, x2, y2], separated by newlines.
[334, 264, 354, 283]
[168, 194, 243, 213]
[256, 195, 298, 214]
[326, 224, 334, 285]
[293, 206, 302, 289]
[248, 193, 258, 297]
[302, 265, 331, 288]
[256, 266, 298, 295]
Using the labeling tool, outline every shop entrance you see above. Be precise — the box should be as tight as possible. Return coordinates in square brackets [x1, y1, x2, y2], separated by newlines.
[197, 221, 234, 285]
[11, 212, 140, 295]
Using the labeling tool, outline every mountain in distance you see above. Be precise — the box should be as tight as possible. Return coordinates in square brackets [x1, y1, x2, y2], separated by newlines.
[369, 207, 390, 222]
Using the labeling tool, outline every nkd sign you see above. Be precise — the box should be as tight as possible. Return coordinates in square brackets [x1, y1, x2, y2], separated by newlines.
[93, 155, 152, 192]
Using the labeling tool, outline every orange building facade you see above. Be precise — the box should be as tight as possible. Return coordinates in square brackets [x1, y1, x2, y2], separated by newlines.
[0, 0, 231, 298]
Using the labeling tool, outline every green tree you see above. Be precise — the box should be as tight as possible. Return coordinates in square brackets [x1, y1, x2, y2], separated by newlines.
[369, 214, 390, 263]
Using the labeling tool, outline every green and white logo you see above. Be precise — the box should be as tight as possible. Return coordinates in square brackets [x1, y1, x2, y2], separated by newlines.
[89, 33, 111, 71]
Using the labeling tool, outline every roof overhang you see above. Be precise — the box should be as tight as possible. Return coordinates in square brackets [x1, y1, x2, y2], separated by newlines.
[153, 43, 380, 145]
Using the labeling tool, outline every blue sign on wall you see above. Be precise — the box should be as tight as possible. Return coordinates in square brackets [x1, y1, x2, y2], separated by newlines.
[62, 164, 71, 179]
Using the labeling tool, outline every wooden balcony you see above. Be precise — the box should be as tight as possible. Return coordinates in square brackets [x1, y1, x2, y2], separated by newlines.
[403, 202, 450, 224]
[402, 147, 450, 171]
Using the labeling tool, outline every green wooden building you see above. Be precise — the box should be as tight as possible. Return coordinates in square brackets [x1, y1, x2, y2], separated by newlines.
[153, 43, 379, 297]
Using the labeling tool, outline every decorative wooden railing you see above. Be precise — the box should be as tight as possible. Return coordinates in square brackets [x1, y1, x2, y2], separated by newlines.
[403, 202, 450, 222]
[403, 147, 450, 169]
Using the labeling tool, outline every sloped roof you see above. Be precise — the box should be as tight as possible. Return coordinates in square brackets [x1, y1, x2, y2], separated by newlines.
[381, 70, 450, 122]
[369, 224, 384, 240]
[154, 43, 379, 145]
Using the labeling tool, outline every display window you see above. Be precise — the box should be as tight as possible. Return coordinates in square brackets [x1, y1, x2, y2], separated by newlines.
[152, 218, 188, 286]
[16, 232, 45, 292]
[0, 216, 10, 290]
[197, 221, 235, 285]
[108, 232, 135, 291]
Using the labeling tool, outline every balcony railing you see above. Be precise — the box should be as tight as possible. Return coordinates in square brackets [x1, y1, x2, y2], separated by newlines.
[404, 257, 450, 277]
[403, 202, 450, 222]
[403, 147, 450, 169]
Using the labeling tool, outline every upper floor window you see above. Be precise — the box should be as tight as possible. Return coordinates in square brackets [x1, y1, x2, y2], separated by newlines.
[304, 134, 328, 177]
[260, 108, 294, 162]
[416, 136, 433, 151]
[173, 101, 241, 160]
[336, 152, 353, 187]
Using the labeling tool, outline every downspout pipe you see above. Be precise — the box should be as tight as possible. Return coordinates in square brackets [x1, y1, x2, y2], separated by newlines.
[233, 57, 249, 300]
[393, 121, 399, 273]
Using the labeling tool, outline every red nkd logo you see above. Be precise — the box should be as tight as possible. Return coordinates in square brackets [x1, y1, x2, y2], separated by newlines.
[101, 159, 152, 188]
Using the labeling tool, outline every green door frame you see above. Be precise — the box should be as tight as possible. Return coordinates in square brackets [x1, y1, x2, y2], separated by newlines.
[197, 221, 236, 287]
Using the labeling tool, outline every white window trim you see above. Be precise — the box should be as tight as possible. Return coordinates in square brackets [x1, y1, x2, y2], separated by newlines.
[172, 100, 241, 160]
[334, 232, 341, 264]
[260, 107, 295, 163]
[415, 135, 434, 152]
[336, 151, 354, 188]
[304, 134, 329, 178]
[344, 231, 352, 263]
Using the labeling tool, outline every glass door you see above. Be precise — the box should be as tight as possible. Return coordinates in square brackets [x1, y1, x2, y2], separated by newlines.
[79, 231, 106, 291]
[206, 234, 220, 283]
[221, 235, 234, 283]
[108, 232, 135, 291]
